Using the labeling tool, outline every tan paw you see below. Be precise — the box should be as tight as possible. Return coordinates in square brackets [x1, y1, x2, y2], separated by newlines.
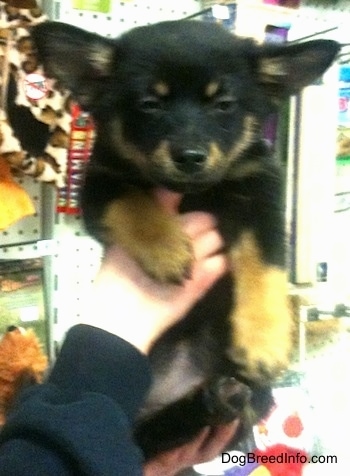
[231, 338, 290, 383]
[101, 192, 194, 283]
[136, 226, 194, 283]
[230, 304, 292, 384]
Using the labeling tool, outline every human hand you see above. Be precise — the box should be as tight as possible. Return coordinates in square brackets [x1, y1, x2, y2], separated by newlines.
[81, 189, 229, 353]
[143, 420, 240, 476]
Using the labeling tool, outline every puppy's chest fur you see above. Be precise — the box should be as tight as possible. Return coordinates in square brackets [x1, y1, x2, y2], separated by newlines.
[31, 19, 340, 458]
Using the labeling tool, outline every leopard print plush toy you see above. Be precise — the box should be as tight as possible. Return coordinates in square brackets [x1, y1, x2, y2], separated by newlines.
[0, 0, 72, 188]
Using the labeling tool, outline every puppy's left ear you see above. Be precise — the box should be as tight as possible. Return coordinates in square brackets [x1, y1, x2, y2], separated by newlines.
[31, 22, 116, 109]
[257, 39, 340, 98]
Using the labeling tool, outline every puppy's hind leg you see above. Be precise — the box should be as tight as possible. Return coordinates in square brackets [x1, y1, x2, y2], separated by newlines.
[135, 378, 252, 459]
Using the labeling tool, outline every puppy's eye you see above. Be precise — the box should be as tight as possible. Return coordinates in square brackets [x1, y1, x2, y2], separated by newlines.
[139, 96, 162, 113]
[213, 95, 237, 113]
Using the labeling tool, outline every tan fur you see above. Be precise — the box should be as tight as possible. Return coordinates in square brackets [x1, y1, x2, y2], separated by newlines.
[101, 189, 193, 282]
[206, 142, 223, 168]
[227, 160, 264, 180]
[111, 116, 260, 184]
[89, 43, 115, 75]
[204, 81, 219, 98]
[153, 81, 170, 97]
[152, 140, 225, 171]
[152, 140, 171, 163]
[110, 119, 148, 169]
[227, 115, 260, 163]
[259, 57, 288, 84]
[230, 231, 292, 380]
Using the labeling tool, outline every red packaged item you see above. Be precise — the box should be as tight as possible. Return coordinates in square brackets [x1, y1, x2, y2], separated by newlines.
[56, 103, 95, 214]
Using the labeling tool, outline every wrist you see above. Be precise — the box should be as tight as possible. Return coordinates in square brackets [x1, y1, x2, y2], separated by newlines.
[80, 283, 161, 355]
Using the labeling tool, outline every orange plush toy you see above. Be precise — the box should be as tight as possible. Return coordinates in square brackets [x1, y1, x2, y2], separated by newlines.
[0, 326, 48, 425]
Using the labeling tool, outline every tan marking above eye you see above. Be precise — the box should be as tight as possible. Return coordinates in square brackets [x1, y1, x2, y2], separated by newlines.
[153, 81, 170, 97]
[205, 81, 220, 98]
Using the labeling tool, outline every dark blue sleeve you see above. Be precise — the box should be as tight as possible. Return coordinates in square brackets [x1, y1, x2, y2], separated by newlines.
[0, 325, 152, 476]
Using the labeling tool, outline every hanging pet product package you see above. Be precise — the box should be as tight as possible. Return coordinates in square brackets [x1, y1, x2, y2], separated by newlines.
[335, 65, 350, 213]
[56, 104, 95, 214]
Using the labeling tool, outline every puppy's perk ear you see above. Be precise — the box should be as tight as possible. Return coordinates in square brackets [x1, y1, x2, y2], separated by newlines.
[258, 39, 340, 97]
[31, 22, 116, 108]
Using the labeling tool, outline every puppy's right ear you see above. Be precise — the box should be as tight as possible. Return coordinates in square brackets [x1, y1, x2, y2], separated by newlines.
[31, 22, 116, 109]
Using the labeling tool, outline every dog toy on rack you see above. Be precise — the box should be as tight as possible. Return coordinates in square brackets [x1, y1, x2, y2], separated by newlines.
[0, 0, 72, 188]
[0, 156, 35, 230]
[0, 326, 48, 425]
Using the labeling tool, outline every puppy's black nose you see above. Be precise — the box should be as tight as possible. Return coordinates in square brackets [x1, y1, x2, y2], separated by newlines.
[173, 149, 207, 174]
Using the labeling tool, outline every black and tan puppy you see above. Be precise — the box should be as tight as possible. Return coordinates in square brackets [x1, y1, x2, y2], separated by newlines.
[32, 21, 339, 457]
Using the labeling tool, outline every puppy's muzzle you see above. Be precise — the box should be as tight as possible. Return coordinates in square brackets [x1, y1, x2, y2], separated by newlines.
[172, 148, 207, 174]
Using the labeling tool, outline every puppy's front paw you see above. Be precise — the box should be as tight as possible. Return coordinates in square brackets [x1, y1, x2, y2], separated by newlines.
[229, 232, 292, 384]
[232, 337, 290, 384]
[230, 303, 292, 384]
[137, 225, 193, 283]
[101, 192, 194, 283]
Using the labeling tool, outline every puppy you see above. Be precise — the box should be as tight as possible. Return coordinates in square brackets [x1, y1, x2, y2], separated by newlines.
[32, 21, 339, 458]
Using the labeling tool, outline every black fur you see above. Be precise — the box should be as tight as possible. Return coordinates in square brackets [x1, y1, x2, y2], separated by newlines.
[32, 20, 339, 458]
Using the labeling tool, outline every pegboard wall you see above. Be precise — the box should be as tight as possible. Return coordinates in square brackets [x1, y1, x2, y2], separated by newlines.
[51, 0, 202, 34]
[290, 0, 350, 42]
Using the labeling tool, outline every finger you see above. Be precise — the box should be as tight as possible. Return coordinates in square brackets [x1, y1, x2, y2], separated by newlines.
[192, 228, 225, 261]
[196, 420, 241, 464]
[190, 254, 230, 294]
[154, 187, 219, 238]
[186, 426, 213, 451]
[180, 212, 218, 238]
[143, 427, 213, 476]
[153, 188, 183, 214]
